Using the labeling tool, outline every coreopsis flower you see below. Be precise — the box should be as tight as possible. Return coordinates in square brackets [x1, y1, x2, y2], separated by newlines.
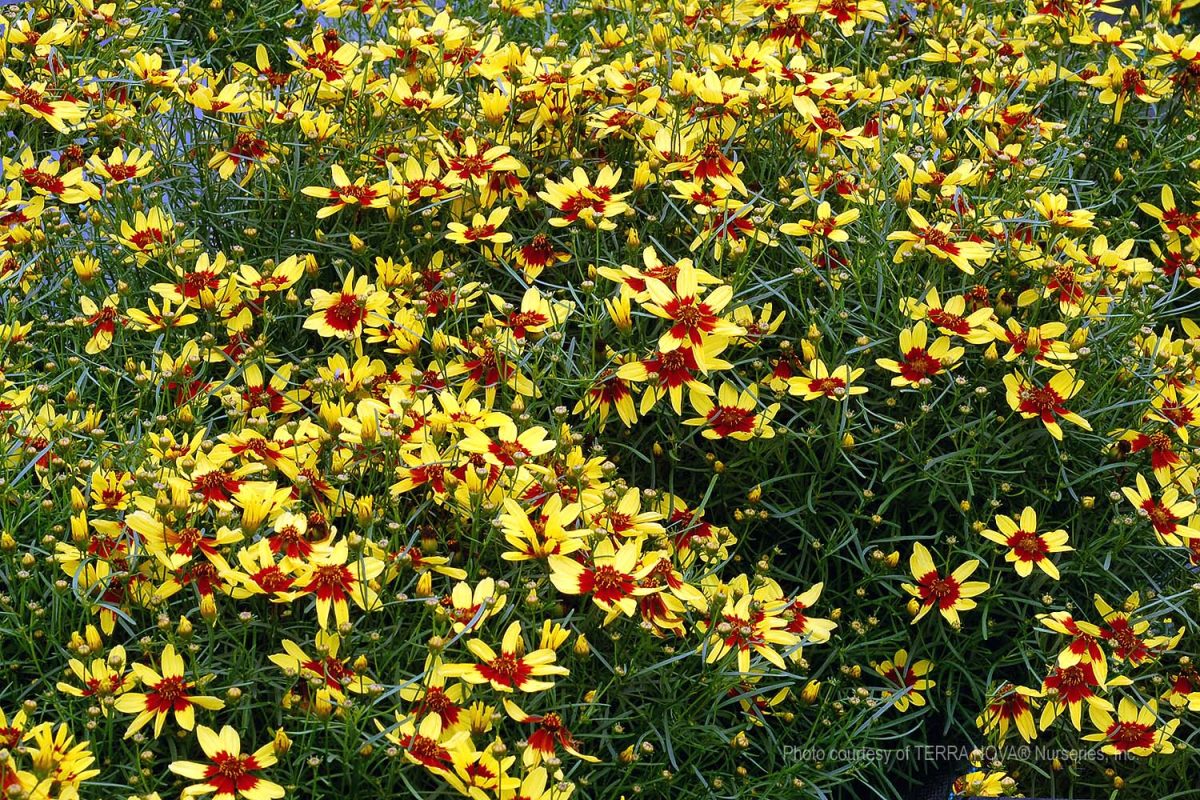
[446, 206, 514, 245]
[1038, 610, 1106, 670]
[489, 286, 573, 341]
[1039, 661, 1123, 731]
[599, 248, 722, 302]
[689, 200, 773, 259]
[901, 288, 995, 344]
[297, 539, 385, 629]
[888, 209, 993, 274]
[1029, 192, 1095, 230]
[500, 495, 587, 561]
[1121, 472, 1200, 545]
[1094, 592, 1184, 666]
[1085, 56, 1168, 123]
[187, 81, 251, 114]
[778, 201, 859, 241]
[787, 359, 867, 401]
[493, 767, 571, 800]
[703, 592, 801, 672]
[875, 649, 935, 712]
[875, 322, 964, 388]
[549, 538, 657, 619]
[168, 725, 284, 800]
[229, 540, 303, 601]
[902, 542, 989, 626]
[126, 297, 199, 333]
[441, 138, 524, 189]
[575, 366, 638, 428]
[55, 646, 133, 711]
[113, 644, 225, 738]
[301, 166, 390, 218]
[440, 621, 569, 693]
[1084, 698, 1178, 756]
[441, 577, 507, 633]
[981, 507, 1071, 579]
[379, 710, 472, 776]
[151, 251, 229, 309]
[398, 661, 469, 731]
[585, 487, 666, 539]
[387, 157, 452, 206]
[511, 233, 570, 280]
[951, 771, 1010, 798]
[502, 699, 599, 766]
[617, 342, 727, 415]
[1003, 370, 1091, 440]
[731, 303, 787, 346]
[304, 270, 390, 339]
[977, 683, 1041, 742]
[458, 421, 556, 467]
[538, 166, 630, 230]
[780, 582, 837, 644]
[446, 335, 538, 399]
[88, 146, 155, 184]
[1147, 385, 1200, 442]
[1138, 185, 1198, 241]
[113, 207, 186, 263]
[798, 0, 887, 35]
[1115, 429, 1185, 486]
[22, 722, 101, 795]
[986, 319, 1076, 367]
[0, 71, 86, 133]
[685, 382, 779, 441]
[893, 153, 982, 202]
[78, 293, 123, 354]
[124, 510, 243, 568]
[6, 149, 100, 204]
[269, 632, 371, 699]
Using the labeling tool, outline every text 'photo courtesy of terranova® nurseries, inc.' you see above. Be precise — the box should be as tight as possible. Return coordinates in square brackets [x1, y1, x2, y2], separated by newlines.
[4, 0, 1200, 798]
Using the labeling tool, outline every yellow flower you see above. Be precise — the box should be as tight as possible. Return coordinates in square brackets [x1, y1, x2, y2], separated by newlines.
[778, 201, 859, 242]
[304, 270, 391, 338]
[301, 166, 390, 218]
[1003, 370, 1091, 440]
[538, 166, 630, 230]
[169, 725, 284, 800]
[888, 208, 993, 274]
[446, 206, 514, 245]
[685, 382, 778, 441]
[981, 507, 1071, 579]
[901, 542, 989, 626]
[875, 322, 964, 388]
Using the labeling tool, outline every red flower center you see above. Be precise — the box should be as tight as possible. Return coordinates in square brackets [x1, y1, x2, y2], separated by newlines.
[707, 405, 755, 436]
[324, 293, 367, 331]
[205, 751, 262, 795]
[900, 347, 942, 381]
[1106, 721, 1156, 751]
[146, 675, 193, 712]
[918, 572, 961, 609]
[479, 652, 532, 688]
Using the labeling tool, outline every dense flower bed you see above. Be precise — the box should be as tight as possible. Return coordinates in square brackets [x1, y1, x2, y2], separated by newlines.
[2, 0, 1200, 798]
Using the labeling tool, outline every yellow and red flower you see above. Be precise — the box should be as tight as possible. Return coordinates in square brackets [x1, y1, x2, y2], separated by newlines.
[875, 649, 935, 713]
[304, 270, 391, 339]
[901, 543, 989, 627]
[876, 322, 964, 388]
[168, 725, 284, 800]
[1003, 370, 1091, 440]
[1084, 698, 1178, 756]
[441, 621, 568, 693]
[113, 644, 225, 738]
[981, 507, 1071, 579]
